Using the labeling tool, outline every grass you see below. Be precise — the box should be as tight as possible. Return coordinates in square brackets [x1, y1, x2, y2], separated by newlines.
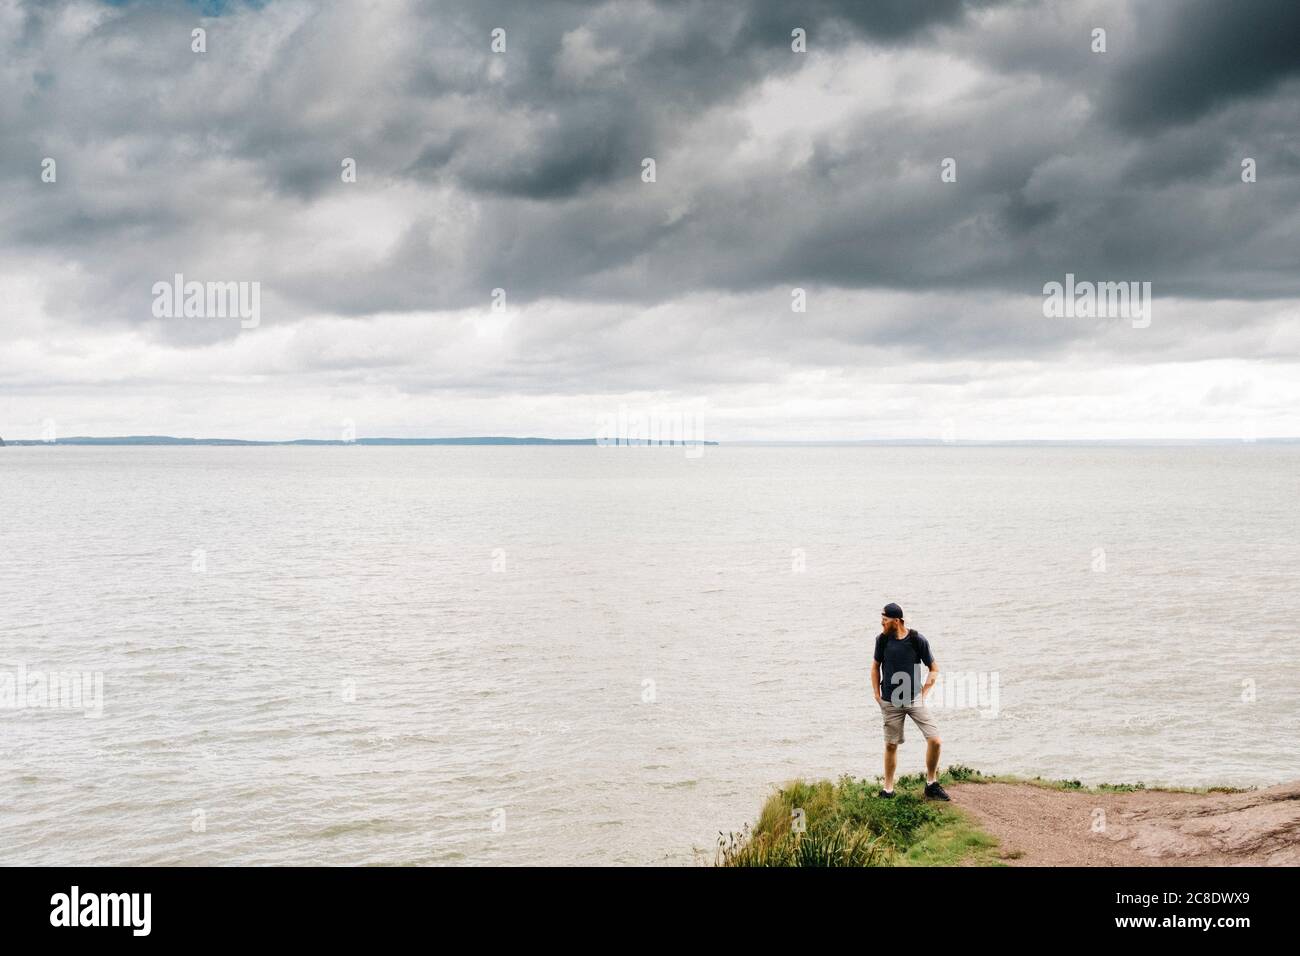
[716, 768, 1002, 867]
[716, 765, 1252, 867]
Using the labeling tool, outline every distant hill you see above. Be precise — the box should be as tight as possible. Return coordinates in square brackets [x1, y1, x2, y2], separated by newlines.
[0, 435, 718, 446]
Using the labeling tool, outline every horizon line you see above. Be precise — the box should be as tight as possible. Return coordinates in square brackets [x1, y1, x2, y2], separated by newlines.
[3, 434, 1297, 447]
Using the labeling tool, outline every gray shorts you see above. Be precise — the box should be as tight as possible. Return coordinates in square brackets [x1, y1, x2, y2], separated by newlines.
[879, 698, 940, 744]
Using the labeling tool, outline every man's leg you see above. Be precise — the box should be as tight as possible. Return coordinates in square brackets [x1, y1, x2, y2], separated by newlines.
[906, 705, 942, 785]
[880, 702, 904, 794]
[925, 736, 942, 784]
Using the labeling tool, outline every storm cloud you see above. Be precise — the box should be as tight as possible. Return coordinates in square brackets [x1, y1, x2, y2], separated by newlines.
[1, 0, 1298, 440]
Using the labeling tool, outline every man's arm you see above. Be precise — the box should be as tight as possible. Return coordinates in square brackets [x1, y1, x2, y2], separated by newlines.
[917, 635, 937, 702]
[920, 659, 938, 703]
[871, 660, 882, 702]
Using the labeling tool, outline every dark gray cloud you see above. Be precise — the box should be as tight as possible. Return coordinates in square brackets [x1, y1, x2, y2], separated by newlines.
[1, 0, 1298, 429]
[1110, 0, 1300, 131]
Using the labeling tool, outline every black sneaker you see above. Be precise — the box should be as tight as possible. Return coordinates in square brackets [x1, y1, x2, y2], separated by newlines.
[878, 789, 895, 799]
[924, 781, 950, 801]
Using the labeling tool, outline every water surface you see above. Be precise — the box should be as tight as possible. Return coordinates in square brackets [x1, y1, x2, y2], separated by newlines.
[1, 445, 1296, 864]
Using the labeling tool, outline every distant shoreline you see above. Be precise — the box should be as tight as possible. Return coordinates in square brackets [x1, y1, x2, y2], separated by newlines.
[0, 435, 716, 447]
[2, 436, 599, 447]
[0, 436, 1296, 447]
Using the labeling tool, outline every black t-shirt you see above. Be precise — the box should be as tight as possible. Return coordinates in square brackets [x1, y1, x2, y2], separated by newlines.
[874, 629, 934, 705]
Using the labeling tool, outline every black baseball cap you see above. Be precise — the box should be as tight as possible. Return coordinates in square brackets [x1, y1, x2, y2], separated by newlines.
[882, 602, 904, 620]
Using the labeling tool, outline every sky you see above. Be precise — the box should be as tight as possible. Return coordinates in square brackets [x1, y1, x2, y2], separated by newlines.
[2, 0, 1299, 441]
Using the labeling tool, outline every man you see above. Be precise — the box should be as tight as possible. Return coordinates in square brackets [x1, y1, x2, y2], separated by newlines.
[871, 602, 949, 801]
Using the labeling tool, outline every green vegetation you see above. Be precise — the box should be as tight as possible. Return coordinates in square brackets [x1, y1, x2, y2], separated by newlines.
[715, 769, 1001, 867]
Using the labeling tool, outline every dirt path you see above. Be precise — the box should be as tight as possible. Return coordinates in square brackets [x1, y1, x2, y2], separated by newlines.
[946, 780, 1300, 866]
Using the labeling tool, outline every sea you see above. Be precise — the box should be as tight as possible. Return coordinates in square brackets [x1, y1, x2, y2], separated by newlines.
[1, 444, 1296, 864]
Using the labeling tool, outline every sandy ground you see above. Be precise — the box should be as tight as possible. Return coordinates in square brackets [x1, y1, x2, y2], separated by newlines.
[946, 780, 1300, 866]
